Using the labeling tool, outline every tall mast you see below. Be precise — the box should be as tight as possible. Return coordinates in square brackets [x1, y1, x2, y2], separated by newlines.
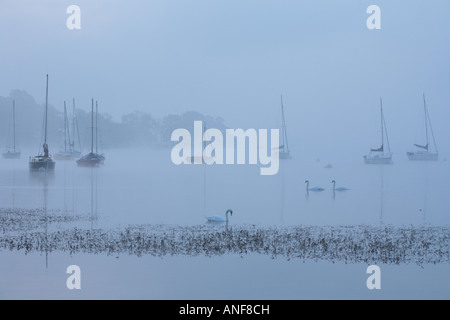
[74, 98, 82, 152]
[380, 98, 391, 153]
[423, 94, 429, 148]
[203, 122, 206, 214]
[423, 94, 438, 153]
[91, 98, 94, 154]
[203, 122, 206, 152]
[380, 98, 384, 150]
[281, 95, 289, 152]
[44, 74, 49, 146]
[66, 102, 72, 151]
[64, 101, 67, 151]
[96, 101, 98, 154]
[72, 99, 76, 149]
[13, 100, 16, 152]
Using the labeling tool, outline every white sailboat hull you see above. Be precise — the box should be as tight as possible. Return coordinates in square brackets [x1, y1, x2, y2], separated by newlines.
[364, 153, 393, 164]
[406, 151, 438, 161]
[29, 156, 56, 171]
[2, 150, 21, 159]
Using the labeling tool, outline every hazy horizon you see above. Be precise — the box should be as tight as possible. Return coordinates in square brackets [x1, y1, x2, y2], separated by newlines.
[1, 0, 449, 161]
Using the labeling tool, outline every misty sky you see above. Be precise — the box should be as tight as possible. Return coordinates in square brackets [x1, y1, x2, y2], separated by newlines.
[1, 0, 449, 160]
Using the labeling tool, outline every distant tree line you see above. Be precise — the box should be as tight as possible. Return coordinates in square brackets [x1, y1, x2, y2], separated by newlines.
[0, 90, 227, 151]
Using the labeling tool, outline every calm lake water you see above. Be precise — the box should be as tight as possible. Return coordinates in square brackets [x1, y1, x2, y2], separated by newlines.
[0, 148, 449, 299]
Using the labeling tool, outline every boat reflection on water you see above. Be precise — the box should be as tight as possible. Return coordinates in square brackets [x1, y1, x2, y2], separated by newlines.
[27, 169, 51, 268]
[379, 166, 385, 226]
[28, 169, 55, 186]
[89, 168, 99, 227]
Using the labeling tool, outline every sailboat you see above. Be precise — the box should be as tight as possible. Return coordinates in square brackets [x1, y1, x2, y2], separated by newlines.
[29, 75, 56, 171]
[279, 95, 291, 160]
[407, 94, 438, 161]
[55, 100, 82, 160]
[2, 100, 21, 159]
[95, 101, 105, 164]
[364, 98, 393, 164]
[76, 99, 104, 167]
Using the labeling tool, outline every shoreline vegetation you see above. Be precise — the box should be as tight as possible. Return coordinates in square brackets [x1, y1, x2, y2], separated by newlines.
[0, 90, 227, 150]
[1, 208, 448, 265]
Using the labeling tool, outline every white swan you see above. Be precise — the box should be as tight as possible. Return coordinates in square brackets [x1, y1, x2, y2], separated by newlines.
[305, 180, 324, 192]
[206, 209, 233, 223]
[332, 180, 349, 191]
